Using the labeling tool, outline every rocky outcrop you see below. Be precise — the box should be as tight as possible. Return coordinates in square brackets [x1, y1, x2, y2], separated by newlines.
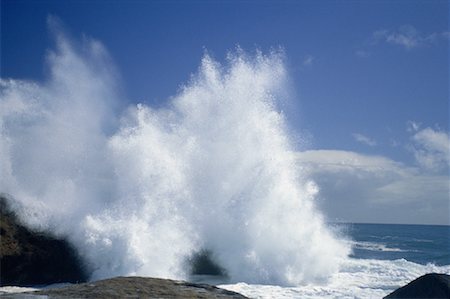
[0, 196, 248, 298]
[189, 249, 226, 276]
[0, 196, 88, 286]
[0, 276, 248, 298]
[384, 273, 450, 299]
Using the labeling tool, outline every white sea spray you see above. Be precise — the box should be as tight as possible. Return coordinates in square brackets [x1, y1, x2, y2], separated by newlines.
[0, 25, 349, 285]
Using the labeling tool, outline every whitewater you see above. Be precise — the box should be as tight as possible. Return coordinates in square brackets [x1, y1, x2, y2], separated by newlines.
[1, 24, 449, 298]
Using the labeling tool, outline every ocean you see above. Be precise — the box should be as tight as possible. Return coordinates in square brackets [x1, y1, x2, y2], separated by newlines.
[347, 223, 449, 266]
[220, 223, 450, 298]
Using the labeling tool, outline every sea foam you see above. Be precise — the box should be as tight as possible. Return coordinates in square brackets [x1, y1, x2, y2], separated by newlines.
[0, 25, 349, 285]
[221, 258, 450, 298]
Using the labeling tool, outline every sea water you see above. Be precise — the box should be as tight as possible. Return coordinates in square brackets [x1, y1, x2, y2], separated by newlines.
[220, 223, 450, 298]
[348, 223, 449, 266]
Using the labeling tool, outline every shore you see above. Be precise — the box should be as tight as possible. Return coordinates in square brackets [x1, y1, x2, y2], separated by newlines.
[0, 276, 248, 298]
[2, 196, 449, 298]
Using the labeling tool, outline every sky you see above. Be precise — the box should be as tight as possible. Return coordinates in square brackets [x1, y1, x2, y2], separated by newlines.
[1, 0, 449, 225]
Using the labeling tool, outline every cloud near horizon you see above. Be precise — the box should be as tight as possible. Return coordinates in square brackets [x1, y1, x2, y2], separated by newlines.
[296, 145, 449, 225]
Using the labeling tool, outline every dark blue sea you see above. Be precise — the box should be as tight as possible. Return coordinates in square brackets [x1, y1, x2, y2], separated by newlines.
[346, 223, 450, 266]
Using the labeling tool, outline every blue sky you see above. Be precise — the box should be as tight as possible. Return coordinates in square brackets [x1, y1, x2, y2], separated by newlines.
[1, 0, 449, 224]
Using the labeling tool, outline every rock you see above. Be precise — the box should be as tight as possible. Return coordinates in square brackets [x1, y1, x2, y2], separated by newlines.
[0, 196, 88, 286]
[384, 273, 450, 299]
[0, 276, 249, 298]
[189, 249, 226, 276]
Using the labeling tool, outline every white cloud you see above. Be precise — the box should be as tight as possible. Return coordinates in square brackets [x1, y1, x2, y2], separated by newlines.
[352, 133, 377, 146]
[410, 127, 450, 172]
[407, 120, 421, 132]
[296, 150, 409, 180]
[374, 26, 419, 49]
[295, 150, 449, 225]
[372, 25, 449, 50]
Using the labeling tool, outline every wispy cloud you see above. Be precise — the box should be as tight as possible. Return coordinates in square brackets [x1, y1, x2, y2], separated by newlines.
[296, 150, 449, 224]
[295, 122, 449, 224]
[352, 133, 377, 146]
[355, 50, 370, 58]
[407, 120, 421, 132]
[410, 126, 450, 173]
[302, 55, 314, 66]
[372, 25, 450, 50]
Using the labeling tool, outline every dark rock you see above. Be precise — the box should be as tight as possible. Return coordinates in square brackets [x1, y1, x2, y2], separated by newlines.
[189, 249, 227, 276]
[0, 196, 88, 286]
[384, 273, 450, 299]
[0, 276, 249, 298]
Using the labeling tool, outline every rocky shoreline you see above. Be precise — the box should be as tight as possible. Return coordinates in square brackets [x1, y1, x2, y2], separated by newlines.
[0, 196, 87, 286]
[2, 196, 449, 298]
[0, 276, 248, 298]
[0, 196, 248, 298]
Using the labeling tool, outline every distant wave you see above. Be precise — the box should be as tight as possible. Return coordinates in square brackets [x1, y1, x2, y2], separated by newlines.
[349, 241, 409, 252]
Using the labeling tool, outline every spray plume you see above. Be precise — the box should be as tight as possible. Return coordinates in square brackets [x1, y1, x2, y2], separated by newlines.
[0, 23, 349, 285]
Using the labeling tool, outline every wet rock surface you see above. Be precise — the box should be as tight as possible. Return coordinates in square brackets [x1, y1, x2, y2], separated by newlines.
[0, 196, 87, 286]
[384, 273, 450, 299]
[0, 276, 248, 298]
